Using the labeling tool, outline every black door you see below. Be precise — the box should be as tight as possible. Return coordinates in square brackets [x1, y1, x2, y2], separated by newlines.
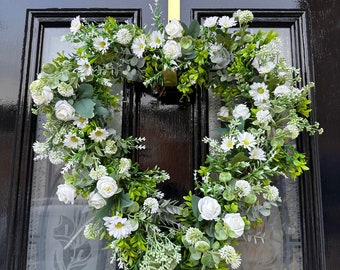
[1, 0, 339, 269]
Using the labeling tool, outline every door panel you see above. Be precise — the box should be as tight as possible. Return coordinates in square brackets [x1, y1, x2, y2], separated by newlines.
[1, 0, 339, 269]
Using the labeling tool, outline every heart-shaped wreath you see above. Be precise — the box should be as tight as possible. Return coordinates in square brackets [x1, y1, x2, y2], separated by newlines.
[29, 1, 322, 269]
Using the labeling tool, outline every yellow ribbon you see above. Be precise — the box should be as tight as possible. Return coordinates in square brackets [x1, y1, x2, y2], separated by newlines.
[168, 0, 180, 20]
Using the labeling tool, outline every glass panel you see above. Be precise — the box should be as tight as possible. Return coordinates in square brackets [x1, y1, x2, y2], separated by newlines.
[209, 28, 303, 270]
[26, 28, 118, 270]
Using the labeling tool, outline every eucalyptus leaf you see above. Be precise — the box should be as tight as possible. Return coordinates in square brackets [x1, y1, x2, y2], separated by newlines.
[95, 106, 109, 116]
[201, 252, 215, 268]
[78, 83, 94, 98]
[187, 20, 200, 38]
[74, 98, 95, 118]
[191, 194, 201, 218]
[120, 192, 134, 209]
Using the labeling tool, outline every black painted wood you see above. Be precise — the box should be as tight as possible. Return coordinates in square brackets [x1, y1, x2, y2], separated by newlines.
[1, 0, 339, 269]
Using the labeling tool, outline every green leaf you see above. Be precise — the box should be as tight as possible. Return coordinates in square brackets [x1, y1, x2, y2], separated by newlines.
[191, 195, 201, 218]
[214, 222, 228, 240]
[230, 152, 248, 165]
[120, 193, 134, 210]
[93, 200, 113, 224]
[187, 20, 200, 38]
[95, 106, 109, 116]
[78, 83, 94, 98]
[201, 252, 215, 268]
[74, 98, 95, 118]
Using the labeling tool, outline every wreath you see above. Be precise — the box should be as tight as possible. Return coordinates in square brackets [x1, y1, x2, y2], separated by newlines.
[29, 1, 322, 269]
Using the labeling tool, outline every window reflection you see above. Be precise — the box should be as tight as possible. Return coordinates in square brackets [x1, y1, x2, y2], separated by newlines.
[27, 28, 116, 270]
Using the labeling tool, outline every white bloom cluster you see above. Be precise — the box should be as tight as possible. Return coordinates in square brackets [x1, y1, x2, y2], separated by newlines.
[185, 227, 204, 245]
[84, 222, 101, 240]
[263, 186, 281, 201]
[89, 165, 108, 180]
[115, 28, 133, 45]
[235, 180, 251, 197]
[143, 197, 159, 214]
[219, 245, 242, 269]
[233, 9, 254, 25]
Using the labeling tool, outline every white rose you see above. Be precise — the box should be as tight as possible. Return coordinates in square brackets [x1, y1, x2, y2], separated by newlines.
[217, 106, 229, 121]
[31, 86, 53, 105]
[165, 19, 183, 39]
[232, 104, 250, 120]
[70, 16, 82, 33]
[55, 100, 75, 121]
[88, 192, 106, 209]
[223, 213, 245, 238]
[198, 196, 221, 220]
[163, 40, 182, 60]
[97, 176, 118, 198]
[56, 184, 77, 204]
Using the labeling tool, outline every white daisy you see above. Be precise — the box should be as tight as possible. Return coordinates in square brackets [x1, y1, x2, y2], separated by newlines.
[218, 16, 237, 28]
[148, 30, 164, 48]
[73, 116, 89, 129]
[89, 127, 109, 142]
[221, 136, 236, 152]
[77, 58, 92, 77]
[131, 35, 146, 58]
[249, 82, 270, 102]
[93, 36, 110, 54]
[249, 147, 266, 161]
[103, 216, 133, 239]
[115, 28, 133, 45]
[237, 132, 256, 150]
[203, 16, 219, 28]
[63, 132, 84, 149]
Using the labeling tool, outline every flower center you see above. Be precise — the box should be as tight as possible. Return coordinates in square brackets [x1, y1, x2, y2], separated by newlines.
[95, 130, 103, 137]
[242, 139, 250, 146]
[227, 141, 233, 148]
[115, 222, 124, 229]
[71, 136, 79, 143]
[99, 41, 106, 48]
[258, 87, 264, 94]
